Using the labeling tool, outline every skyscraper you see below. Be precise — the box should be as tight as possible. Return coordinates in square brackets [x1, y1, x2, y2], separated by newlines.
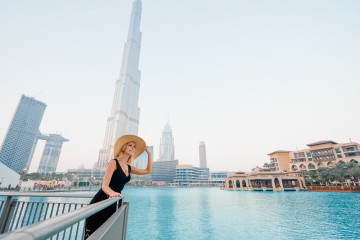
[132, 145, 153, 170]
[98, 0, 143, 168]
[0, 95, 46, 173]
[37, 133, 69, 173]
[199, 141, 207, 168]
[158, 123, 175, 161]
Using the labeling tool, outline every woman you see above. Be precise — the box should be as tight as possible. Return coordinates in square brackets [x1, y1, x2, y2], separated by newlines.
[84, 135, 152, 239]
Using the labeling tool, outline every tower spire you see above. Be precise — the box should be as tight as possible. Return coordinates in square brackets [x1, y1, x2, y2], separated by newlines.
[98, 0, 143, 168]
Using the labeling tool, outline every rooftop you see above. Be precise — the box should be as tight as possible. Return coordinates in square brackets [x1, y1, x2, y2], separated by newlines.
[268, 150, 291, 155]
[307, 140, 338, 147]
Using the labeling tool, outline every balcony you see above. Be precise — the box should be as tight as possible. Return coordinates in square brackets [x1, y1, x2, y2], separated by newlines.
[291, 158, 306, 163]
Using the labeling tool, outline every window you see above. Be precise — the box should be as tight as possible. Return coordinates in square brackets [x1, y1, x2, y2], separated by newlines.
[335, 149, 341, 153]
[337, 154, 343, 158]
[346, 147, 355, 152]
[306, 152, 311, 157]
[308, 158, 312, 161]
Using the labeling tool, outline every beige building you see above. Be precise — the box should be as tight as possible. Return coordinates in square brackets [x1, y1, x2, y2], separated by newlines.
[268, 151, 291, 171]
[289, 140, 360, 171]
[268, 140, 360, 172]
[224, 169, 306, 191]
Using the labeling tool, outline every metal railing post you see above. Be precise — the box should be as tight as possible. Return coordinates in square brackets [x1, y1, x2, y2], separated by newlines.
[121, 202, 129, 240]
[0, 196, 15, 233]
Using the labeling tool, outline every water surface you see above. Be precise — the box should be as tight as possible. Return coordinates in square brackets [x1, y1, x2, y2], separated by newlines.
[124, 187, 359, 240]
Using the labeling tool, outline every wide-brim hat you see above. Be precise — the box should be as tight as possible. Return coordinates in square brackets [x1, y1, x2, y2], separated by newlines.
[114, 135, 146, 160]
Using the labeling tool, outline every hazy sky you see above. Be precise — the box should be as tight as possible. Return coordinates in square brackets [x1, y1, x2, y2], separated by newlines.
[1, 0, 360, 173]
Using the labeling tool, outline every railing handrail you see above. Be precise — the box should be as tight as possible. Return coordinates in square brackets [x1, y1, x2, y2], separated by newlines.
[0, 192, 95, 198]
[0, 195, 125, 240]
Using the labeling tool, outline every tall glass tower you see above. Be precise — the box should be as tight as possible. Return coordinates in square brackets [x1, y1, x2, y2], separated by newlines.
[158, 123, 175, 161]
[98, 0, 143, 168]
[0, 95, 46, 173]
[199, 141, 207, 168]
[37, 133, 69, 173]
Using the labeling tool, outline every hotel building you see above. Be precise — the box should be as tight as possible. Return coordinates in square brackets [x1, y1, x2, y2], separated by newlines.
[37, 134, 69, 173]
[0, 95, 46, 173]
[268, 140, 360, 172]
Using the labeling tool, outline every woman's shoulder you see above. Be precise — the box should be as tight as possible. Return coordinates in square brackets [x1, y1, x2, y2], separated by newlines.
[107, 159, 118, 167]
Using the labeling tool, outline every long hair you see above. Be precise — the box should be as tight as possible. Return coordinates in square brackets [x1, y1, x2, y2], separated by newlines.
[116, 142, 135, 164]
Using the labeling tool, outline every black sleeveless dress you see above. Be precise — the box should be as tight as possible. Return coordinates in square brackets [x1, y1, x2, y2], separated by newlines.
[84, 159, 131, 239]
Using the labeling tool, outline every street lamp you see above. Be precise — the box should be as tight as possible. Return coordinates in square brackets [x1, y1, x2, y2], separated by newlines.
[18, 167, 28, 190]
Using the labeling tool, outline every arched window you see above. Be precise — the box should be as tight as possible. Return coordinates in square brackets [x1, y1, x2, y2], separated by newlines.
[274, 178, 280, 188]
[308, 163, 315, 169]
[236, 180, 241, 188]
[350, 159, 359, 164]
[291, 165, 298, 171]
[242, 180, 247, 187]
[317, 162, 325, 168]
[228, 180, 233, 188]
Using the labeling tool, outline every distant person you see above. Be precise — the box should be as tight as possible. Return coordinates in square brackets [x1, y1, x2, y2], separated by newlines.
[84, 135, 152, 239]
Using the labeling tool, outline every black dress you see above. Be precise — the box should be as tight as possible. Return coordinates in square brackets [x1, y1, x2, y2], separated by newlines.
[84, 159, 131, 239]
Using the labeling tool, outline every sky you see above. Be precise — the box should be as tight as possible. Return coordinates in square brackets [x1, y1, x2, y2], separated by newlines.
[0, 0, 360, 173]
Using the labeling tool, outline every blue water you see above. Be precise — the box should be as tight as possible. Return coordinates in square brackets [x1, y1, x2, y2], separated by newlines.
[2, 188, 359, 239]
[123, 188, 360, 240]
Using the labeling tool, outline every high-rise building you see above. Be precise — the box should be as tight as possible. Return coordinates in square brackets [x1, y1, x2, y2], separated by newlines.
[151, 160, 179, 182]
[37, 134, 69, 173]
[131, 145, 153, 170]
[131, 145, 153, 181]
[158, 123, 175, 161]
[98, 0, 143, 168]
[0, 95, 46, 173]
[199, 141, 207, 168]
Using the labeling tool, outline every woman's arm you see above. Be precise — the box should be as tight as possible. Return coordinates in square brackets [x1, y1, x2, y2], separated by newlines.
[131, 146, 152, 175]
[102, 160, 122, 198]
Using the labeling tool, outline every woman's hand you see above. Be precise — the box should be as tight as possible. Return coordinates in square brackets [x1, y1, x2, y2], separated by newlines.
[145, 146, 151, 154]
[109, 192, 122, 198]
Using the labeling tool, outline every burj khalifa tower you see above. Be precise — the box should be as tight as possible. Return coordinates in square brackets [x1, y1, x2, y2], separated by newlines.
[98, 0, 143, 168]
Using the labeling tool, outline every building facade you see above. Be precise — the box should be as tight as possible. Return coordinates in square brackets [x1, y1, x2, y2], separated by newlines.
[199, 141, 207, 168]
[98, 0, 143, 168]
[67, 168, 106, 181]
[151, 160, 178, 182]
[267, 151, 291, 172]
[131, 145, 153, 169]
[37, 134, 69, 173]
[289, 140, 360, 171]
[224, 169, 306, 191]
[268, 140, 360, 172]
[210, 171, 229, 179]
[131, 145, 153, 181]
[175, 164, 210, 186]
[158, 123, 175, 161]
[0, 95, 46, 173]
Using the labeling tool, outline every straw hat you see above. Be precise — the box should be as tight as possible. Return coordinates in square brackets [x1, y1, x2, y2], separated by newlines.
[114, 135, 146, 160]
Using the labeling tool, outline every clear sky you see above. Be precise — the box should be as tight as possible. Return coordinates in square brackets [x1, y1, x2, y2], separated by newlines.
[1, 0, 359, 173]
